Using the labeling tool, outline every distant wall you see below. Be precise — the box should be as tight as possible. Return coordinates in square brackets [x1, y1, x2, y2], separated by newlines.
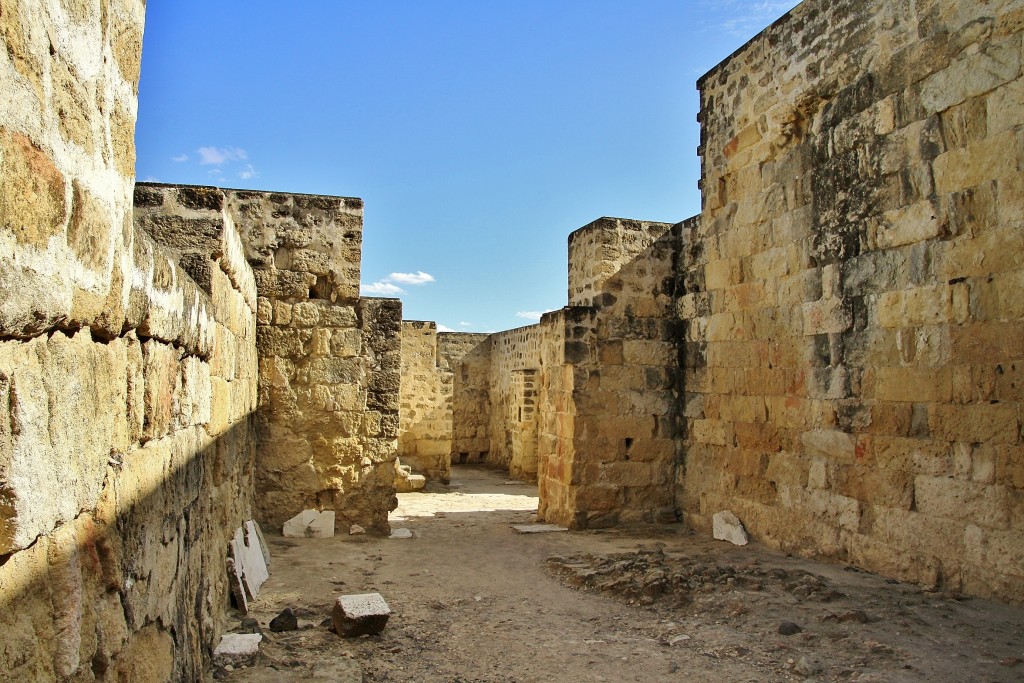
[0, 2, 258, 679]
[679, 0, 1024, 601]
[451, 335, 493, 464]
[448, 218, 682, 528]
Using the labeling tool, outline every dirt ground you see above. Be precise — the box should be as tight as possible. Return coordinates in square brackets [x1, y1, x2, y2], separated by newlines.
[213, 465, 1024, 682]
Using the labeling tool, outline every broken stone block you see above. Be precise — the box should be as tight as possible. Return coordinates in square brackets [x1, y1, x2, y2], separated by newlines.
[331, 593, 391, 637]
[213, 633, 262, 667]
[349, 524, 365, 535]
[395, 473, 426, 493]
[282, 509, 336, 538]
[389, 528, 413, 539]
[712, 510, 749, 546]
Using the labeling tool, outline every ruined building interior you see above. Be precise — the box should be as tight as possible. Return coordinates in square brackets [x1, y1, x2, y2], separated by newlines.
[1, 0, 1024, 680]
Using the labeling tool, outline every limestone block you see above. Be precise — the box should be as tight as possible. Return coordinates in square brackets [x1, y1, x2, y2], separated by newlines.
[801, 429, 856, 463]
[332, 593, 391, 637]
[282, 509, 336, 538]
[229, 523, 270, 607]
[213, 633, 262, 667]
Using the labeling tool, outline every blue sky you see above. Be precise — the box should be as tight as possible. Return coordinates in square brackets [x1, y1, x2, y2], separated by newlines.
[135, 1, 800, 332]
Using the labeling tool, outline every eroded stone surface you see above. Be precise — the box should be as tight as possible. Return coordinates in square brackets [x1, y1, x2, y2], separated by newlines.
[331, 593, 391, 637]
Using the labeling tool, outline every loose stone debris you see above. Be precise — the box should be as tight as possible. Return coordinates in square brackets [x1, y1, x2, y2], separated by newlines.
[389, 528, 414, 539]
[332, 593, 392, 637]
[546, 547, 843, 608]
[512, 523, 569, 534]
[213, 633, 262, 667]
[712, 510, 749, 546]
[269, 607, 299, 632]
[282, 510, 336, 538]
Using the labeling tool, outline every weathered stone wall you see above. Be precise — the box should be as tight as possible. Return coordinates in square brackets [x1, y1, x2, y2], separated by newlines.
[450, 335, 492, 464]
[552, 218, 682, 528]
[229, 188, 401, 534]
[135, 184, 403, 535]
[679, 0, 1024, 601]
[0, 2, 259, 680]
[398, 323, 488, 481]
[448, 218, 682, 528]
[486, 325, 544, 479]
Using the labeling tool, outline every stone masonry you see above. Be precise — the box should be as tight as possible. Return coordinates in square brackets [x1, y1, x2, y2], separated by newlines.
[2, 1, 1024, 680]
[136, 183, 403, 535]
[676, 0, 1024, 601]
[0, 1, 258, 679]
[398, 321, 488, 483]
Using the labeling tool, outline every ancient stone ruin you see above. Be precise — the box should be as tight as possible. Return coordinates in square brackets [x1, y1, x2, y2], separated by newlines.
[1, 0, 1022, 679]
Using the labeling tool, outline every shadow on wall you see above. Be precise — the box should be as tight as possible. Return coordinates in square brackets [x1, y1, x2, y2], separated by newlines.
[0, 418, 256, 682]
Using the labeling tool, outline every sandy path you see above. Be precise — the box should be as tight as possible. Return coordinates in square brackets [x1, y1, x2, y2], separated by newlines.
[218, 465, 1024, 682]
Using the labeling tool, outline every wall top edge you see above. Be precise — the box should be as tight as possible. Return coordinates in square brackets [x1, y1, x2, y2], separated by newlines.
[696, 0, 804, 89]
[567, 216, 680, 243]
[134, 180, 363, 206]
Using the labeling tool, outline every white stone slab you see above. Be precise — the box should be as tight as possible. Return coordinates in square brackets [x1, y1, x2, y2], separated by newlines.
[712, 510, 749, 546]
[337, 593, 391, 619]
[213, 633, 262, 666]
[241, 524, 269, 597]
[511, 524, 569, 534]
[389, 528, 414, 539]
[247, 520, 271, 566]
[282, 509, 335, 538]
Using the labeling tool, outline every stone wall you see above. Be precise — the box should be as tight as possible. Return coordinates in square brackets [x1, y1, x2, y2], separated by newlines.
[486, 324, 545, 479]
[678, 0, 1024, 601]
[551, 218, 682, 528]
[446, 218, 682, 528]
[135, 184, 403, 535]
[399, 322, 488, 482]
[450, 335, 492, 464]
[0, 2, 259, 679]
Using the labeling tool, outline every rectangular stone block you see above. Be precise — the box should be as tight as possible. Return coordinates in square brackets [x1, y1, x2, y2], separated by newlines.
[332, 593, 390, 637]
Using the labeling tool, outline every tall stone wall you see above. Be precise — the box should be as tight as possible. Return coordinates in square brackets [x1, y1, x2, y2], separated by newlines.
[0, 2, 259, 680]
[679, 0, 1024, 601]
[486, 325, 545, 479]
[228, 188, 401, 534]
[399, 322, 488, 482]
[554, 218, 682, 528]
[135, 184, 403, 535]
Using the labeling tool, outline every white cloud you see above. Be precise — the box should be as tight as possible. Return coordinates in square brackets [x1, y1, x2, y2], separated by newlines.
[516, 311, 547, 321]
[388, 271, 435, 285]
[239, 164, 258, 180]
[197, 146, 248, 166]
[360, 270, 435, 297]
[171, 154, 189, 163]
[702, 0, 800, 38]
[361, 281, 404, 296]
[459, 321, 473, 327]
[437, 324, 455, 332]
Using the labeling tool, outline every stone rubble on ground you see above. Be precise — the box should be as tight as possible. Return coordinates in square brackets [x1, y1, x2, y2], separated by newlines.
[269, 607, 299, 632]
[389, 528, 414, 539]
[512, 524, 569, 534]
[349, 524, 366, 535]
[332, 593, 391, 637]
[712, 510, 749, 546]
[213, 633, 262, 667]
[283, 510, 337, 538]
